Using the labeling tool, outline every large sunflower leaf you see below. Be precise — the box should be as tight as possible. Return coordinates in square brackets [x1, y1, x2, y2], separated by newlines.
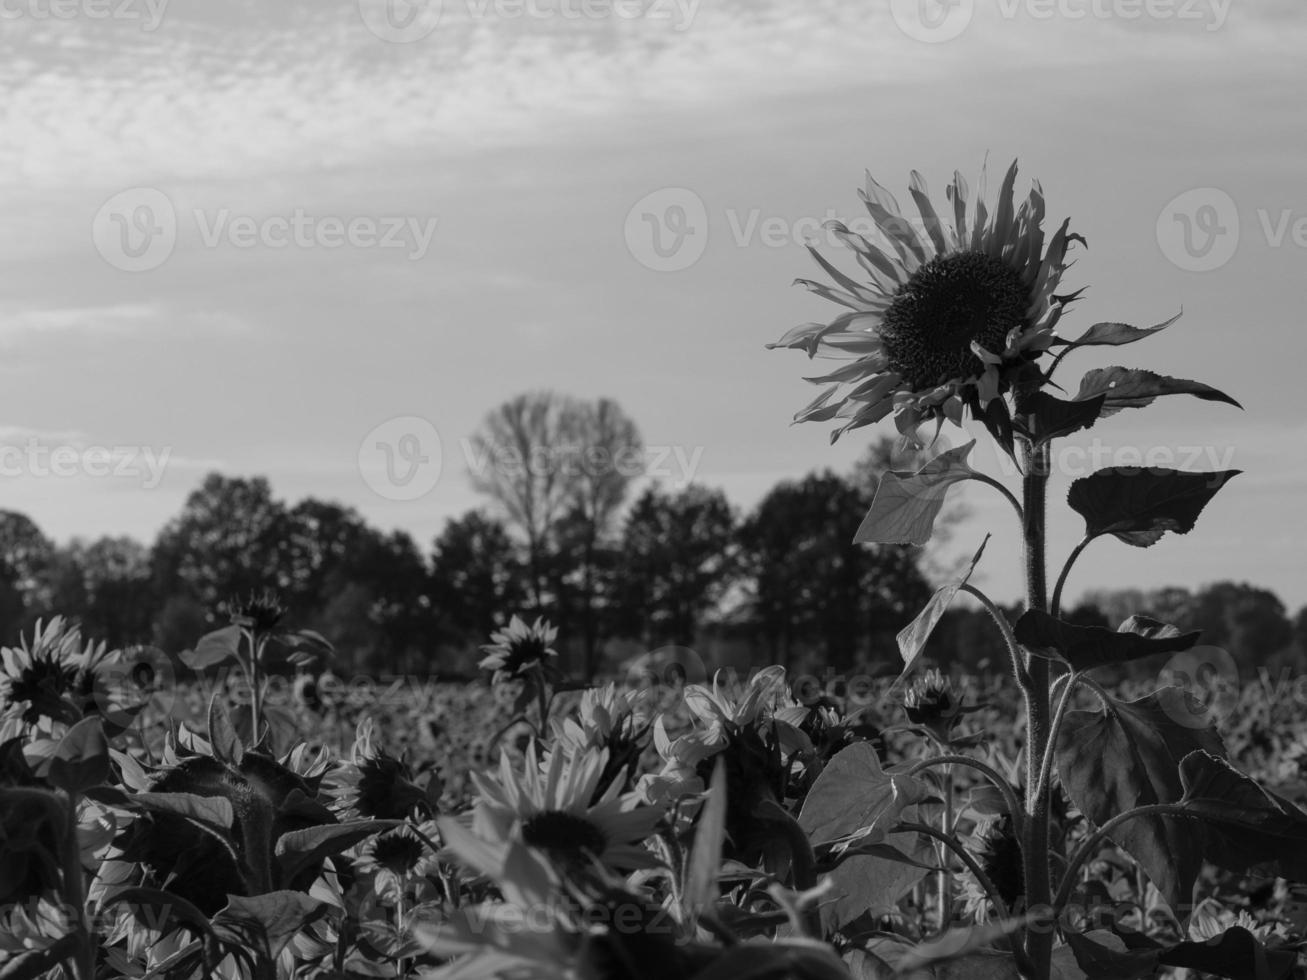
[797, 742, 930, 847]
[1074, 366, 1241, 417]
[855, 441, 980, 546]
[896, 536, 989, 674]
[1178, 751, 1307, 881]
[685, 759, 727, 926]
[1056, 690, 1226, 910]
[1014, 610, 1201, 672]
[818, 835, 933, 932]
[1067, 467, 1240, 547]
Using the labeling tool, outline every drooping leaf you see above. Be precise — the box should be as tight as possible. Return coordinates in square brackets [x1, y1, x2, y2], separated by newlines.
[211, 892, 325, 963]
[1178, 750, 1307, 880]
[1065, 931, 1160, 980]
[1056, 312, 1183, 350]
[1015, 391, 1107, 444]
[685, 759, 727, 925]
[1074, 366, 1241, 418]
[891, 916, 1034, 975]
[130, 791, 235, 830]
[1068, 467, 1240, 547]
[207, 695, 244, 766]
[1158, 926, 1299, 980]
[896, 536, 989, 674]
[819, 835, 933, 932]
[1056, 690, 1226, 909]
[1014, 611, 1201, 672]
[46, 716, 110, 794]
[180, 625, 243, 670]
[275, 820, 399, 886]
[797, 742, 929, 846]
[855, 441, 981, 546]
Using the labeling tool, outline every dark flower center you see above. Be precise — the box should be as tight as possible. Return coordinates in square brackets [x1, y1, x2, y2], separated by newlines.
[371, 831, 426, 876]
[10, 656, 79, 723]
[880, 251, 1030, 390]
[520, 810, 608, 859]
[500, 638, 550, 676]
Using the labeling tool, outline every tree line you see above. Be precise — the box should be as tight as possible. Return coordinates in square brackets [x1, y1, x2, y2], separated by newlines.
[0, 390, 1302, 680]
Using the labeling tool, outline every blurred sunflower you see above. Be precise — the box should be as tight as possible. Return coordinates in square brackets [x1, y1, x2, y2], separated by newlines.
[222, 588, 286, 633]
[769, 160, 1083, 444]
[552, 684, 652, 799]
[472, 743, 664, 873]
[355, 820, 440, 900]
[479, 616, 559, 683]
[0, 617, 119, 733]
[329, 717, 436, 821]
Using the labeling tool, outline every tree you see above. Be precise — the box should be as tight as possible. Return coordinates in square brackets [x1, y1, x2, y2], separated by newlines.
[150, 474, 289, 618]
[63, 537, 155, 647]
[429, 510, 526, 652]
[466, 391, 643, 675]
[737, 470, 931, 670]
[615, 484, 736, 647]
[0, 511, 56, 639]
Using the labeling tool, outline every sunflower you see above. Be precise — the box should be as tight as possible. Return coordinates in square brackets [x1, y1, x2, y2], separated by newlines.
[769, 160, 1083, 445]
[552, 684, 652, 799]
[354, 820, 441, 900]
[328, 717, 435, 821]
[0, 617, 118, 732]
[471, 743, 664, 873]
[479, 615, 559, 682]
[222, 588, 286, 633]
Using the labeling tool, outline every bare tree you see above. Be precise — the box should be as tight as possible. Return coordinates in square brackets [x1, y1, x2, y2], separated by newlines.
[466, 392, 643, 673]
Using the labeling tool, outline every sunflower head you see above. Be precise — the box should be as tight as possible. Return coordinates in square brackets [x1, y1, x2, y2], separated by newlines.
[223, 588, 286, 633]
[769, 160, 1083, 446]
[355, 821, 439, 900]
[478, 615, 559, 682]
[903, 669, 964, 741]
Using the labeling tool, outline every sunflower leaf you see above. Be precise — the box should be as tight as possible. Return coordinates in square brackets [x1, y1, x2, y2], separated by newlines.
[1056, 312, 1183, 350]
[855, 441, 980, 546]
[0, 935, 80, 980]
[275, 820, 400, 887]
[1073, 366, 1242, 417]
[46, 716, 110, 794]
[684, 758, 727, 926]
[1056, 691, 1226, 909]
[896, 536, 989, 675]
[1068, 467, 1240, 547]
[798, 742, 929, 847]
[1015, 391, 1107, 444]
[212, 892, 326, 964]
[180, 625, 243, 670]
[1158, 926, 1299, 980]
[1014, 610, 1201, 672]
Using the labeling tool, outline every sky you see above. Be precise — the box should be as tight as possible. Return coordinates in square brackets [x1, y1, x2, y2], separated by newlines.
[0, 0, 1304, 612]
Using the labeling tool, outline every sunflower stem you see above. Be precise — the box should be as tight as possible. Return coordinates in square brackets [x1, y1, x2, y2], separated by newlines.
[1017, 434, 1055, 980]
[59, 790, 95, 980]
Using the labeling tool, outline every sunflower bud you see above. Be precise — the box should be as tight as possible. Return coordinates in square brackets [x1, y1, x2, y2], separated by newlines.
[903, 669, 964, 742]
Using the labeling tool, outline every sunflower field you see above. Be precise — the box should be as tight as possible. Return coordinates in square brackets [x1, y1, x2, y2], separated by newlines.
[3, 161, 1307, 980]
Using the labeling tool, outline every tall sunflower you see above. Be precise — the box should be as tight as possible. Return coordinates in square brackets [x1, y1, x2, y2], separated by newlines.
[769, 160, 1083, 445]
